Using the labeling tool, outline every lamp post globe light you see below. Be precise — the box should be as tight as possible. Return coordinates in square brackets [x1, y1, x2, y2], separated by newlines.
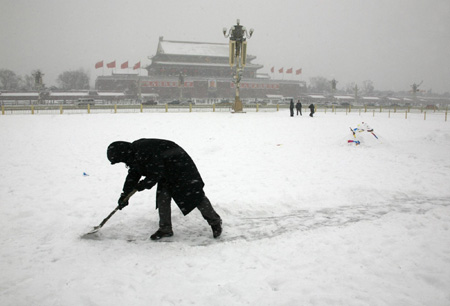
[223, 19, 254, 113]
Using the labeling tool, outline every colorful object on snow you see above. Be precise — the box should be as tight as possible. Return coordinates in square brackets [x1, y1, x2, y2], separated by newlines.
[83, 172, 89, 176]
[348, 140, 360, 145]
[348, 122, 379, 146]
[355, 122, 373, 133]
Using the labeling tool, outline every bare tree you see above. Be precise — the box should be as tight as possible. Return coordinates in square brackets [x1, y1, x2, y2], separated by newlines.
[309, 76, 330, 93]
[0, 69, 21, 90]
[345, 82, 356, 94]
[57, 69, 90, 90]
[362, 80, 374, 95]
[20, 74, 35, 91]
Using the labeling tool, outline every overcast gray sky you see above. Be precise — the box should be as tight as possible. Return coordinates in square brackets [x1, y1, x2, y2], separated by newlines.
[1, 0, 449, 93]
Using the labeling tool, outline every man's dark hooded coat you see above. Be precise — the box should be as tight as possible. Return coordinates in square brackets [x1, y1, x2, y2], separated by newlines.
[107, 139, 205, 215]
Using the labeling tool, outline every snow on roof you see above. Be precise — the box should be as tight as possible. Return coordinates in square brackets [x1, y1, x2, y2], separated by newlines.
[308, 95, 326, 99]
[49, 92, 88, 96]
[154, 61, 262, 69]
[159, 40, 229, 57]
[141, 93, 159, 97]
[112, 71, 139, 75]
[1, 92, 128, 97]
[97, 92, 125, 96]
[154, 61, 230, 68]
[266, 95, 284, 99]
[362, 97, 380, 100]
[1, 92, 39, 96]
[334, 96, 354, 99]
[388, 97, 401, 101]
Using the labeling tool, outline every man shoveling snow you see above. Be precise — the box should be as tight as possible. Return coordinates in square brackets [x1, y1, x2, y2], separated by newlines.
[107, 139, 222, 240]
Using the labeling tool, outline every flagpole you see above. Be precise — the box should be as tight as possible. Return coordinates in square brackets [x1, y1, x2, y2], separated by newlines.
[137, 63, 141, 101]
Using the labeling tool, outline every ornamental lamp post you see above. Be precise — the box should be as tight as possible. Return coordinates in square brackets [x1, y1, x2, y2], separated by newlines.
[33, 70, 44, 104]
[223, 19, 253, 113]
[178, 71, 185, 101]
[410, 80, 423, 104]
[331, 79, 338, 91]
[354, 84, 359, 106]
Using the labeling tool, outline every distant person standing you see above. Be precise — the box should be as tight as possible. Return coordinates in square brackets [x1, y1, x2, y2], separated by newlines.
[289, 99, 294, 117]
[296, 100, 302, 116]
[309, 103, 315, 117]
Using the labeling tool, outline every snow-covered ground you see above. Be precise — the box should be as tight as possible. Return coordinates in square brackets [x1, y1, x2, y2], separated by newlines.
[1, 110, 449, 305]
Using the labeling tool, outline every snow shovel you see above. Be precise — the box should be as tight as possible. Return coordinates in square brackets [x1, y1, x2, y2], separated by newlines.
[84, 189, 137, 235]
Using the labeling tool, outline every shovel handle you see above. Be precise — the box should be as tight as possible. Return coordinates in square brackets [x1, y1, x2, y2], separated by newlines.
[123, 189, 138, 202]
[97, 189, 137, 228]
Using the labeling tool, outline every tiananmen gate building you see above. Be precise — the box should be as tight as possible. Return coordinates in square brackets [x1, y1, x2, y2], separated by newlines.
[95, 37, 306, 103]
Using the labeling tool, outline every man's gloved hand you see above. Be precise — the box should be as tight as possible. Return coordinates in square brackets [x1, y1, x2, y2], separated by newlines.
[135, 181, 146, 192]
[118, 193, 129, 210]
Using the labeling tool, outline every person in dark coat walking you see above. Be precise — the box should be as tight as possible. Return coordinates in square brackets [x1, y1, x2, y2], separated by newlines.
[309, 103, 315, 117]
[296, 100, 302, 116]
[289, 99, 294, 117]
[107, 139, 222, 240]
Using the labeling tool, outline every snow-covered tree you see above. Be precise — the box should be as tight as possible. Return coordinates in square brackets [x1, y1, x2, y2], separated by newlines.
[0, 69, 21, 90]
[309, 76, 330, 93]
[362, 80, 374, 95]
[57, 69, 90, 90]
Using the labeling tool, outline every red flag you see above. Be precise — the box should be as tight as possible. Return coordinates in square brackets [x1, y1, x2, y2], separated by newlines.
[296, 68, 302, 75]
[121, 61, 128, 69]
[95, 61, 103, 69]
[106, 61, 116, 68]
[133, 61, 141, 70]
[270, 66, 274, 73]
[279, 67, 284, 73]
[286, 68, 293, 74]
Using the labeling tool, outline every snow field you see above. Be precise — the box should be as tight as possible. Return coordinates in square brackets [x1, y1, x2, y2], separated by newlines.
[0, 111, 449, 305]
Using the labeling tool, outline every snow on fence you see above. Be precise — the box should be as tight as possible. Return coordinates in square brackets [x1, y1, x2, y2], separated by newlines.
[0, 104, 448, 121]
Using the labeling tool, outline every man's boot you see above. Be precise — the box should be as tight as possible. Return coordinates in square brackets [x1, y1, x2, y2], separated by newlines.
[150, 228, 174, 240]
[211, 220, 222, 238]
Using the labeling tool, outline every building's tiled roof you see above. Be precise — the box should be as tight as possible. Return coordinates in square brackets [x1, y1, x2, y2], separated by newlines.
[152, 61, 263, 69]
[159, 40, 229, 57]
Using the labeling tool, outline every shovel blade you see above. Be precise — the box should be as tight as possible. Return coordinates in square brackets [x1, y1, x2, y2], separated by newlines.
[80, 226, 102, 240]
[85, 226, 101, 235]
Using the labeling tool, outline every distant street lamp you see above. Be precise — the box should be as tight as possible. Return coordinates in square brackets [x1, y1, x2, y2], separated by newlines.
[178, 71, 185, 100]
[223, 19, 253, 113]
[331, 79, 338, 92]
[32, 70, 44, 104]
[411, 80, 423, 103]
[354, 84, 359, 105]
[33, 70, 44, 90]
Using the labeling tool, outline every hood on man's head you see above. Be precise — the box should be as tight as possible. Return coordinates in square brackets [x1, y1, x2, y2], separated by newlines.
[107, 141, 132, 164]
